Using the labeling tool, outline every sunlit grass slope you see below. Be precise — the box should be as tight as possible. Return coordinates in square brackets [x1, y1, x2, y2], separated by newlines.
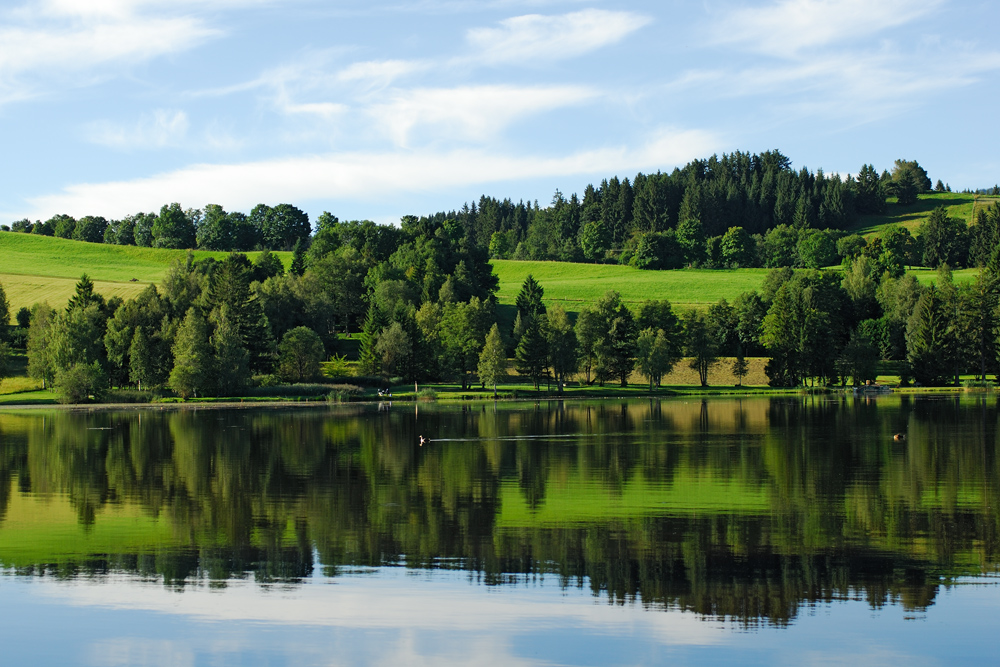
[849, 192, 998, 235]
[0, 232, 290, 312]
[492, 260, 767, 310]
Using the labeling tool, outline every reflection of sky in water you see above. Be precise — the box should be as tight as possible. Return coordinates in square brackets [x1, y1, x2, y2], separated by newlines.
[2, 568, 998, 666]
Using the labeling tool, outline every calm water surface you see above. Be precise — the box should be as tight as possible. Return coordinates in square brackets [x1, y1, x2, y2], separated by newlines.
[1, 395, 998, 665]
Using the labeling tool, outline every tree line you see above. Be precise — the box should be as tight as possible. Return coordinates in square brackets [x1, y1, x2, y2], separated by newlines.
[4, 199, 1000, 398]
[2, 152, 970, 271]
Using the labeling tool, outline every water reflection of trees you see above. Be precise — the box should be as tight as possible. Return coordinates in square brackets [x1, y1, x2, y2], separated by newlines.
[0, 396, 998, 625]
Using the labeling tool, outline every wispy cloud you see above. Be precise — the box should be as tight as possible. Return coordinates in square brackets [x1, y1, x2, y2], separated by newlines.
[35, 0, 275, 19]
[86, 109, 190, 149]
[23, 127, 719, 219]
[0, 1, 223, 104]
[336, 59, 431, 88]
[713, 0, 943, 58]
[467, 9, 651, 64]
[369, 84, 598, 146]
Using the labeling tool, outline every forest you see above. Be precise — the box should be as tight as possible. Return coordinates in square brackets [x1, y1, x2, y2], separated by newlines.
[2, 150, 1000, 399]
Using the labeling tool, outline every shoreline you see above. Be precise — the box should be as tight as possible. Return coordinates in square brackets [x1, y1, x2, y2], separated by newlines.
[0, 384, 981, 411]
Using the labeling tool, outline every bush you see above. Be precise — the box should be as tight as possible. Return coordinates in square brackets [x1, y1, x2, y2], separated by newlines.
[245, 383, 336, 398]
[418, 388, 438, 401]
[327, 384, 364, 403]
[55, 362, 107, 404]
[278, 326, 325, 382]
[105, 389, 160, 404]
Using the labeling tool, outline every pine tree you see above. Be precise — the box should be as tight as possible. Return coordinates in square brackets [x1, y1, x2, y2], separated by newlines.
[169, 308, 213, 398]
[212, 305, 250, 395]
[515, 318, 548, 389]
[290, 238, 307, 276]
[515, 275, 546, 322]
[359, 303, 384, 376]
[66, 274, 104, 312]
[478, 324, 508, 396]
[906, 286, 957, 386]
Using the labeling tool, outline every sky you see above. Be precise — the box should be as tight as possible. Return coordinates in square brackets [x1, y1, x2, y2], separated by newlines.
[1, 0, 998, 226]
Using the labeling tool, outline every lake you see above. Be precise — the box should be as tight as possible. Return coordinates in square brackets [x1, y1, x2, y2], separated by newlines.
[1, 396, 998, 665]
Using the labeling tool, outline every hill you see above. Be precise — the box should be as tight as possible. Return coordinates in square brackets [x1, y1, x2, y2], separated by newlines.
[493, 260, 767, 310]
[0, 232, 289, 313]
[848, 192, 999, 236]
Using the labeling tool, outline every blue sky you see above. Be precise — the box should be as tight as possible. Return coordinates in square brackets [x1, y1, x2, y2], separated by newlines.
[2, 0, 998, 225]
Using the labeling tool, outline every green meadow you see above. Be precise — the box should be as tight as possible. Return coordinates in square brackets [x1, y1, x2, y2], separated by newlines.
[848, 192, 997, 235]
[493, 260, 768, 310]
[0, 232, 290, 313]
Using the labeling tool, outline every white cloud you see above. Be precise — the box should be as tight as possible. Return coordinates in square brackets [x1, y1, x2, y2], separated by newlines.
[0, 2, 222, 105]
[21, 126, 719, 219]
[0, 18, 216, 76]
[714, 0, 943, 58]
[368, 84, 598, 145]
[36, 0, 274, 19]
[467, 9, 651, 64]
[86, 109, 190, 149]
[47, 570, 728, 647]
[666, 45, 1000, 125]
[336, 60, 430, 88]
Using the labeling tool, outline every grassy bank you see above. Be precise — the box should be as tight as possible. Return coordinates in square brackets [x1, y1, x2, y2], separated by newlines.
[0, 232, 290, 312]
[493, 261, 768, 310]
[848, 192, 997, 235]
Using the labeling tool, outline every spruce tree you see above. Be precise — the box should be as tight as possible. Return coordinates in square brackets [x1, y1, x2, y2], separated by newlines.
[906, 287, 956, 386]
[213, 305, 251, 395]
[169, 308, 213, 398]
[359, 303, 384, 376]
[290, 238, 307, 276]
[515, 275, 546, 322]
[515, 318, 548, 389]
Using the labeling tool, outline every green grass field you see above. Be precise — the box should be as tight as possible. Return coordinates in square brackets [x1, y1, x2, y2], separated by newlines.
[0, 232, 290, 313]
[848, 192, 999, 235]
[493, 260, 768, 310]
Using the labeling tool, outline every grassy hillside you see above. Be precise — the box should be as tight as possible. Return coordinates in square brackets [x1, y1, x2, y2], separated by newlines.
[493, 260, 767, 310]
[848, 192, 999, 235]
[0, 232, 290, 313]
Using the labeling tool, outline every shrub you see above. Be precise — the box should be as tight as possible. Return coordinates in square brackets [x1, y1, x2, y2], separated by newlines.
[278, 326, 325, 382]
[55, 362, 107, 404]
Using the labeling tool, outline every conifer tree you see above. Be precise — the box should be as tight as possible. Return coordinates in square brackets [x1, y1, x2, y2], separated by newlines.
[515, 275, 546, 322]
[169, 308, 213, 398]
[515, 317, 548, 389]
[359, 303, 384, 376]
[906, 286, 957, 386]
[213, 305, 251, 395]
[290, 238, 307, 276]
